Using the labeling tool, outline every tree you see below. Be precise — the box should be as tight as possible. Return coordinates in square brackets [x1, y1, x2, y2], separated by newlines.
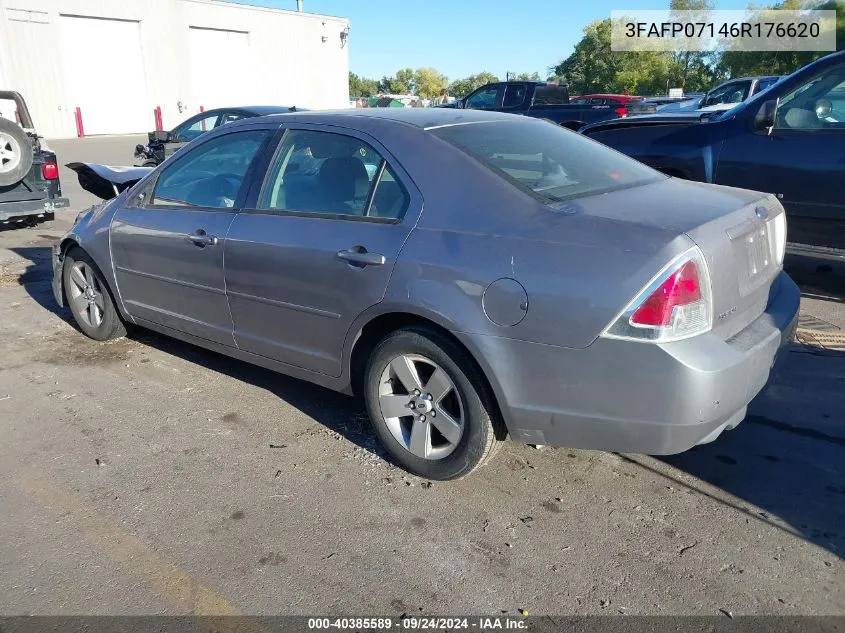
[668, 0, 718, 92]
[552, 20, 623, 95]
[380, 68, 416, 94]
[414, 67, 449, 99]
[448, 72, 501, 98]
[508, 71, 542, 81]
[348, 72, 379, 98]
[717, 0, 844, 78]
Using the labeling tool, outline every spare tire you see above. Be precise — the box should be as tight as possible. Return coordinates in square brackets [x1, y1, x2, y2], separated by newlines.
[0, 117, 34, 187]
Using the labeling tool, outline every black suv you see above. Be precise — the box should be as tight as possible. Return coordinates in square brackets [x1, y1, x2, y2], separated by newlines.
[0, 91, 69, 225]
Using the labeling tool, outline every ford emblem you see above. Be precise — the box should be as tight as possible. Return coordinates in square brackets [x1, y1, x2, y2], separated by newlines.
[755, 206, 769, 220]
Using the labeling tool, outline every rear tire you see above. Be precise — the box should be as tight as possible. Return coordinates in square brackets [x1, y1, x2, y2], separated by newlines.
[63, 247, 126, 341]
[0, 117, 33, 187]
[364, 327, 502, 480]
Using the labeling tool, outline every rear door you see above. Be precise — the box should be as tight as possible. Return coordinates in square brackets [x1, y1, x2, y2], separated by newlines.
[716, 61, 845, 249]
[224, 124, 421, 377]
[111, 127, 271, 344]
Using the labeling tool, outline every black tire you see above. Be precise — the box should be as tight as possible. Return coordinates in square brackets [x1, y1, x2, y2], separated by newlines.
[63, 247, 126, 341]
[142, 160, 159, 167]
[0, 117, 33, 187]
[364, 327, 502, 480]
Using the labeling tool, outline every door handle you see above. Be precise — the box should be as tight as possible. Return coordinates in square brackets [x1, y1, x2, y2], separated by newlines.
[336, 247, 386, 267]
[186, 230, 218, 246]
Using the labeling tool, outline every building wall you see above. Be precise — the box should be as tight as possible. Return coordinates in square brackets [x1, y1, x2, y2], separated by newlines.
[0, 0, 349, 138]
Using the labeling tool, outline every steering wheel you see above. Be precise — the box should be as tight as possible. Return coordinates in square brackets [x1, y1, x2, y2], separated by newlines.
[186, 173, 241, 207]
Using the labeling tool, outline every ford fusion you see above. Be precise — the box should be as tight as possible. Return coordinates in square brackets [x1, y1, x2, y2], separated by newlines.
[54, 109, 799, 480]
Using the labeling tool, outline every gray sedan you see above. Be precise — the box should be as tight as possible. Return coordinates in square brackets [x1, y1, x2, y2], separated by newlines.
[53, 109, 799, 480]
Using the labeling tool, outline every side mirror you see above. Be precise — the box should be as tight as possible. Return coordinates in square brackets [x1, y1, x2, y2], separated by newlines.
[152, 130, 171, 142]
[754, 99, 778, 133]
[455, 98, 465, 109]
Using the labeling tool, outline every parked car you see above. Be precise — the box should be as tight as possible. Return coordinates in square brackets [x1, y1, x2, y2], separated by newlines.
[657, 77, 781, 113]
[0, 91, 69, 225]
[570, 93, 655, 116]
[581, 51, 844, 261]
[56, 108, 798, 480]
[445, 81, 655, 129]
[134, 105, 303, 166]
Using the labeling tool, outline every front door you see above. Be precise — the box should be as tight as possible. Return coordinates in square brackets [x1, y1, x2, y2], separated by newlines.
[716, 61, 845, 249]
[224, 126, 421, 377]
[111, 127, 270, 344]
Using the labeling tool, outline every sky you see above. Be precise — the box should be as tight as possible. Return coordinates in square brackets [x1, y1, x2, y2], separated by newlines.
[233, 0, 754, 81]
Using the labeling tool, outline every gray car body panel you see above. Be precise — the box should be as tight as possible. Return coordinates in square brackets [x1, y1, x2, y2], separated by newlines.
[54, 109, 799, 455]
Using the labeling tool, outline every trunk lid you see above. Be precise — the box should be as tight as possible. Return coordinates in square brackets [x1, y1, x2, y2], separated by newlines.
[66, 162, 152, 200]
[560, 177, 784, 341]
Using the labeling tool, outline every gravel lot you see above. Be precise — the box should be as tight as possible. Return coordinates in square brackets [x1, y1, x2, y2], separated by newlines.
[0, 136, 842, 617]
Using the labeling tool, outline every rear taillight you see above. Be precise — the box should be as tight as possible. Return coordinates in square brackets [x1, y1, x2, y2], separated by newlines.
[602, 247, 712, 343]
[42, 162, 59, 180]
[614, 106, 628, 117]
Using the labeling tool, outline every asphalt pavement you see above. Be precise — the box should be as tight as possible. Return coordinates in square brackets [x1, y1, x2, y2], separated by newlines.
[0, 135, 841, 617]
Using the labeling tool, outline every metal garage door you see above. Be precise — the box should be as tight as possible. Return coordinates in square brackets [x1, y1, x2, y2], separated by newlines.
[59, 15, 151, 135]
[189, 27, 256, 111]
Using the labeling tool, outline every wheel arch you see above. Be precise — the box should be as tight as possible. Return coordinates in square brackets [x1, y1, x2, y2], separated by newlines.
[346, 309, 509, 440]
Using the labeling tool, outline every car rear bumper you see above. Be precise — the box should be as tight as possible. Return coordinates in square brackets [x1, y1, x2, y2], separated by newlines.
[463, 271, 800, 454]
[0, 197, 69, 221]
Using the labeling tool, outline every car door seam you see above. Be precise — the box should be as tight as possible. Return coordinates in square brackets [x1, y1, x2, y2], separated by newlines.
[222, 212, 240, 348]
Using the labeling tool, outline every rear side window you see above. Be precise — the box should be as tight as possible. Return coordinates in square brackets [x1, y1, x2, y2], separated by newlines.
[533, 86, 568, 105]
[258, 129, 409, 220]
[503, 84, 527, 108]
[432, 119, 663, 203]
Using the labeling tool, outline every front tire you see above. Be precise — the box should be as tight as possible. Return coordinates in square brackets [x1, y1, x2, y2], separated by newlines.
[63, 247, 126, 341]
[364, 327, 501, 480]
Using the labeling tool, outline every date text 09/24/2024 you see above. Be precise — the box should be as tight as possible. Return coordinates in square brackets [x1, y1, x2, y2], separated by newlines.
[307, 618, 528, 630]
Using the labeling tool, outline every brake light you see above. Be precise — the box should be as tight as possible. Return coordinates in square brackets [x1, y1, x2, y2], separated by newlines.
[42, 162, 59, 180]
[614, 106, 628, 117]
[630, 261, 701, 326]
[602, 247, 712, 343]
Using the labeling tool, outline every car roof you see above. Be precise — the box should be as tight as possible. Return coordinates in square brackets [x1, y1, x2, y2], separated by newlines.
[242, 107, 518, 130]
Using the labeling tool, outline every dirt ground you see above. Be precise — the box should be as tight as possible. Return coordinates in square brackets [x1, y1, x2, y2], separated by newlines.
[0, 136, 842, 617]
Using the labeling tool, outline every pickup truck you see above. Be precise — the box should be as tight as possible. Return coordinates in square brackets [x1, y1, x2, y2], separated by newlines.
[581, 51, 845, 262]
[449, 81, 655, 129]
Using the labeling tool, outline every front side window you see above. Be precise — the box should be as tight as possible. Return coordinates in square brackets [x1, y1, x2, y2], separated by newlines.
[465, 86, 501, 110]
[259, 129, 409, 219]
[433, 119, 663, 203]
[152, 130, 268, 208]
[776, 63, 845, 130]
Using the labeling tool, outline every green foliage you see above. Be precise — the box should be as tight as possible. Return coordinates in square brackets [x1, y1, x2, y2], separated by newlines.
[718, 0, 844, 78]
[508, 71, 542, 81]
[448, 72, 501, 98]
[414, 67, 449, 99]
[348, 72, 379, 98]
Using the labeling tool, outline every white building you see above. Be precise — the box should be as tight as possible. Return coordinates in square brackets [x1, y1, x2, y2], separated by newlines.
[0, 0, 350, 138]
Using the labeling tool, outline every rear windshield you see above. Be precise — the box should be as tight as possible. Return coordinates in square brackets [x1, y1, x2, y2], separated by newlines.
[533, 85, 568, 105]
[432, 119, 664, 203]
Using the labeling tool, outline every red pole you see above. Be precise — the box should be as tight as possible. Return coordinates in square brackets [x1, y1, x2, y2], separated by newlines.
[74, 107, 84, 138]
[199, 105, 206, 130]
[154, 106, 163, 132]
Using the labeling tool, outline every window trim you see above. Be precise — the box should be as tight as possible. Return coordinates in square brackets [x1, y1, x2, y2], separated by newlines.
[244, 124, 414, 224]
[143, 127, 273, 211]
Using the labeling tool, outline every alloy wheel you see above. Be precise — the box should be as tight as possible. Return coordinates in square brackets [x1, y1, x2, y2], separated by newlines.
[67, 262, 106, 328]
[377, 354, 465, 460]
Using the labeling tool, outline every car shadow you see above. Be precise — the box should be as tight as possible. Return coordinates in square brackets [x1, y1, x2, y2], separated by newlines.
[12, 244, 845, 557]
[784, 254, 845, 304]
[654, 342, 845, 559]
[9, 245, 390, 464]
